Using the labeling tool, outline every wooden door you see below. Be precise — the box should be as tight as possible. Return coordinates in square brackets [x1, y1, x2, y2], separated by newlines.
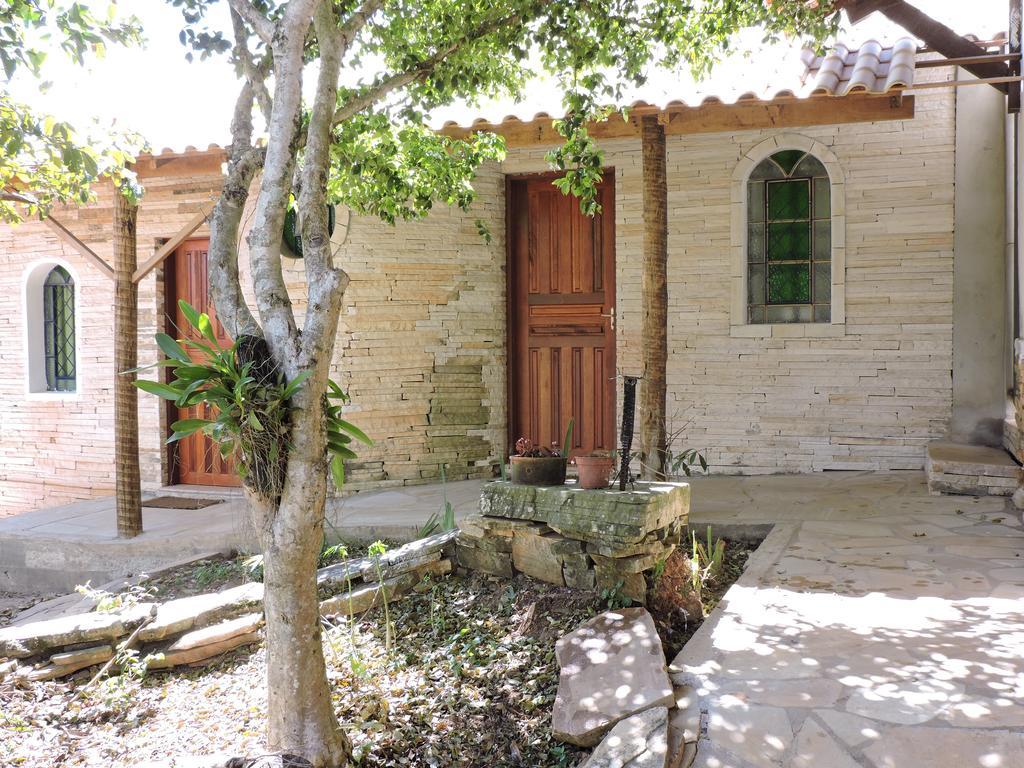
[169, 239, 239, 487]
[508, 173, 616, 459]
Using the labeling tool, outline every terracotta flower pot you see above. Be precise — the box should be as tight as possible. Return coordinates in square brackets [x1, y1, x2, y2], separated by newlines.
[575, 455, 614, 489]
[509, 456, 567, 486]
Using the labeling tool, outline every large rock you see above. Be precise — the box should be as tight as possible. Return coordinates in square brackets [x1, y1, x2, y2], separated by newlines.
[455, 542, 514, 577]
[581, 707, 670, 768]
[480, 481, 689, 549]
[553, 607, 675, 747]
[0, 602, 155, 659]
[138, 583, 264, 643]
[512, 529, 584, 586]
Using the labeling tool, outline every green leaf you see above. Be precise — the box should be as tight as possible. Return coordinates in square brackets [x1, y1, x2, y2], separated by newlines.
[331, 454, 345, 489]
[333, 419, 373, 446]
[197, 313, 219, 347]
[248, 412, 264, 431]
[281, 371, 311, 400]
[135, 379, 183, 400]
[178, 299, 202, 330]
[170, 418, 213, 436]
[328, 444, 358, 460]
[155, 333, 190, 363]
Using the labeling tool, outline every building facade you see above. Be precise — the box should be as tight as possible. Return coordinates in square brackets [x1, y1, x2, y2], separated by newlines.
[0, 46, 1013, 514]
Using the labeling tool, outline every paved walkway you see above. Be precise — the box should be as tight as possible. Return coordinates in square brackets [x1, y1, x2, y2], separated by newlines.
[672, 474, 1024, 768]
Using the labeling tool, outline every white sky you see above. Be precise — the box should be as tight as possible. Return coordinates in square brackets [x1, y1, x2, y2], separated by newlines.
[5, 0, 1008, 152]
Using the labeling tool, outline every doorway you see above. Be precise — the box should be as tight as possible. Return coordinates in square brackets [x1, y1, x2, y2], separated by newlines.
[507, 172, 617, 458]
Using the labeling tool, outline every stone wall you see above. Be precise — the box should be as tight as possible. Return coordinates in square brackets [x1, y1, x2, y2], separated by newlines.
[497, 84, 957, 473]
[0, 153, 224, 514]
[0, 82, 962, 513]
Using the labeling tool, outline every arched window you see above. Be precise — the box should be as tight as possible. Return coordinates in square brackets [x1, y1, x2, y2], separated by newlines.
[747, 150, 831, 323]
[42, 266, 76, 391]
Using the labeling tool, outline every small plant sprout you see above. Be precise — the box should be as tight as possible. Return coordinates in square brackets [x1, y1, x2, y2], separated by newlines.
[368, 540, 394, 652]
[419, 464, 457, 537]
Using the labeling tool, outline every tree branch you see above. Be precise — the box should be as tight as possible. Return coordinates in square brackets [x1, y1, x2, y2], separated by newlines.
[338, 0, 383, 55]
[231, 9, 273, 121]
[331, 8, 531, 127]
[226, 0, 275, 46]
[0, 190, 36, 205]
[243, 0, 320, 374]
[299, 0, 350, 368]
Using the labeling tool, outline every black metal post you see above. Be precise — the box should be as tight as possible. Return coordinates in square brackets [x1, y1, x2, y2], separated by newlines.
[619, 376, 638, 490]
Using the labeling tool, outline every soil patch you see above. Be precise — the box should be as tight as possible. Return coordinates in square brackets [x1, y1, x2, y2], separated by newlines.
[0, 572, 598, 767]
[1, 538, 757, 766]
[647, 539, 758, 659]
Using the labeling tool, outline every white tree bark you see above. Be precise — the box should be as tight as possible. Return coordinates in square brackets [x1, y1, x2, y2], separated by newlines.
[208, 2, 352, 765]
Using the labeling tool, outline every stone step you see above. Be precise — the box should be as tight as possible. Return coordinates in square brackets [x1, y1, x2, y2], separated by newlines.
[925, 442, 1022, 497]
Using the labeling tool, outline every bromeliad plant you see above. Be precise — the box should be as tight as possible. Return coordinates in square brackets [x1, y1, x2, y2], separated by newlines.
[135, 299, 371, 500]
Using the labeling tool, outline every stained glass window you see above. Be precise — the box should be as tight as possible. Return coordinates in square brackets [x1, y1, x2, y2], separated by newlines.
[747, 151, 830, 323]
[43, 266, 75, 392]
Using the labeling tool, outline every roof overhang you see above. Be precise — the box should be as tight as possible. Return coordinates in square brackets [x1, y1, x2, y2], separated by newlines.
[440, 93, 913, 148]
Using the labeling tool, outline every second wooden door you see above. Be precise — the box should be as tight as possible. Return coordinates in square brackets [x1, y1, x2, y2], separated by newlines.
[508, 173, 617, 458]
[169, 239, 239, 487]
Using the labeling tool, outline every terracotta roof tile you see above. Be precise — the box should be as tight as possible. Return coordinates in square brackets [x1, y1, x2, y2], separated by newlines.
[802, 37, 916, 96]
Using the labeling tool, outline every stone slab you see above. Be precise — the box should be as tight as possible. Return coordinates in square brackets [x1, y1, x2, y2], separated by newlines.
[455, 543, 513, 577]
[552, 607, 674, 747]
[164, 612, 264, 653]
[926, 442, 1021, 476]
[137, 582, 264, 643]
[480, 481, 689, 549]
[580, 706, 670, 768]
[0, 602, 155, 659]
[511, 530, 570, 586]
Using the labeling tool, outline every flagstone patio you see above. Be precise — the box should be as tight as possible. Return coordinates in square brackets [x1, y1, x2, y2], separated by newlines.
[672, 478, 1024, 768]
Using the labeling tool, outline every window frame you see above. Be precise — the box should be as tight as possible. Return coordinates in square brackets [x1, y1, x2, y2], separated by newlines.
[23, 259, 82, 398]
[730, 135, 846, 337]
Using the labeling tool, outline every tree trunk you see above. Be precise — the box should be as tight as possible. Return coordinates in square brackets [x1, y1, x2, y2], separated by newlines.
[256, 400, 350, 767]
[114, 189, 142, 537]
[639, 116, 668, 480]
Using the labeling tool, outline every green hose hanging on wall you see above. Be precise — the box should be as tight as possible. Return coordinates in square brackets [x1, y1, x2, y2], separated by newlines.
[282, 203, 336, 258]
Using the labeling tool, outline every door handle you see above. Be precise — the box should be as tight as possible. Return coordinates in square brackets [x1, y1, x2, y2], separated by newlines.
[601, 306, 615, 330]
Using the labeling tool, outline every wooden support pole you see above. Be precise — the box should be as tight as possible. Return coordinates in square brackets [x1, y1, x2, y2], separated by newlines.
[639, 116, 668, 480]
[114, 189, 142, 538]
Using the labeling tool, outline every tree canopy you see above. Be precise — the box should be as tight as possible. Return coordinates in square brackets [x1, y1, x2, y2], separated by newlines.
[0, 1, 144, 223]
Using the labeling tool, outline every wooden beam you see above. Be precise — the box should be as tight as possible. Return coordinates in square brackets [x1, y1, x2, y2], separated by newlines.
[132, 205, 212, 284]
[908, 75, 1024, 91]
[639, 116, 668, 480]
[440, 94, 914, 148]
[114, 191, 142, 538]
[1010, 0, 1022, 113]
[916, 52, 1021, 69]
[42, 215, 115, 280]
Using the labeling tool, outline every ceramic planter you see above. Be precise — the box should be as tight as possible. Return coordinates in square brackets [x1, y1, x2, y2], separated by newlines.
[509, 456, 567, 486]
[574, 455, 615, 489]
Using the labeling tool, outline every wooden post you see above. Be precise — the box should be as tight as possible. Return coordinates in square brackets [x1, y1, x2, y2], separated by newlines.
[640, 116, 668, 480]
[114, 188, 142, 537]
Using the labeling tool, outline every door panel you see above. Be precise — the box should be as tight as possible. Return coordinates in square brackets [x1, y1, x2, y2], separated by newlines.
[509, 174, 616, 458]
[170, 239, 239, 487]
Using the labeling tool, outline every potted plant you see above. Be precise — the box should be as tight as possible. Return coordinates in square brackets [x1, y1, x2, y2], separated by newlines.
[574, 450, 615, 489]
[509, 419, 573, 486]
